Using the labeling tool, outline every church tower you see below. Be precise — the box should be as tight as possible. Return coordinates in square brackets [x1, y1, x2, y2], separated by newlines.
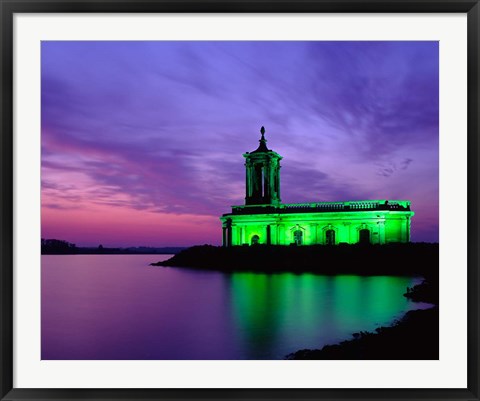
[243, 127, 282, 205]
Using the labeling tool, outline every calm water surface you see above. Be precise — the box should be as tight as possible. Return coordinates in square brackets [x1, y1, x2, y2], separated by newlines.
[42, 254, 433, 360]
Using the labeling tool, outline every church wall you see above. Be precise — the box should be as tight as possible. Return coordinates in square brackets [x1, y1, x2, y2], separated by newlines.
[222, 210, 413, 246]
[384, 216, 409, 243]
[231, 218, 275, 246]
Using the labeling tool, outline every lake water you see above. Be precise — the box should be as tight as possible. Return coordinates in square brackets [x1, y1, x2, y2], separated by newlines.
[42, 254, 433, 360]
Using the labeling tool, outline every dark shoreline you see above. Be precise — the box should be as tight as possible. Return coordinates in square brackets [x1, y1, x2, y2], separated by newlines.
[152, 243, 439, 277]
[286, 305, 438, 360]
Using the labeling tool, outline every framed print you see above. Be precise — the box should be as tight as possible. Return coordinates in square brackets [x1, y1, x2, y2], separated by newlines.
[1, 1, 479, 400]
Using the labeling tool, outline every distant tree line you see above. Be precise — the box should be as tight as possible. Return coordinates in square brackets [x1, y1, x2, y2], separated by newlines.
[41, 239, 78, 254]
[41, 239, 185, 255]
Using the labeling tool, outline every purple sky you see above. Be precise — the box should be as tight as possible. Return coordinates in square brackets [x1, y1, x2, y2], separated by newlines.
[41, 41, 439, 247]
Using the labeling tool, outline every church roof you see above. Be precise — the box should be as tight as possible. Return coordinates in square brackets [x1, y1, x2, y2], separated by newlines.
[225, 200, 412, 216]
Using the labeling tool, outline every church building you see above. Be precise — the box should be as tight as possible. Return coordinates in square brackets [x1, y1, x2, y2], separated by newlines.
[220, 127, 414, 247]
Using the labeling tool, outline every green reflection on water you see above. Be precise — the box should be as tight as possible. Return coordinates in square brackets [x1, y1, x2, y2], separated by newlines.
[229, 272, 421, 358]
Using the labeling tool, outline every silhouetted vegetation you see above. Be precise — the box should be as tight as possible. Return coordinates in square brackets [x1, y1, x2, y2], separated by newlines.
[41, 239, 77, 254]
[404, 277, 439, 304]
[41, 239, 185, 255]
[286, 307, 438, 360]
[152, 243, 438, 277]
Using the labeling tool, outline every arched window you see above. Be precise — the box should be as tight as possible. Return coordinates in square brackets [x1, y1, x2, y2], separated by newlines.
[293, 230, 303, 245]
[251, 235, 260, 245]
[359, 229, 370, 244]
[326, 229, 335, 245]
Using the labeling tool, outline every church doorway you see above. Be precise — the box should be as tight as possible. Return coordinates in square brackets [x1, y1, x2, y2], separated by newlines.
[251, 235, 260, 245]
[359, 229, 370, 244]
[326, 229, 335, 245]
[293, 230, 303, 245]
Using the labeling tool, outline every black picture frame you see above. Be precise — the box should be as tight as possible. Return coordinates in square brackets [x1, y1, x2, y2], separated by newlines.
[1, 1, 479, 400]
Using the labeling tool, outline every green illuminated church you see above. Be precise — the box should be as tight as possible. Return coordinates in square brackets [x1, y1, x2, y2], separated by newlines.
[220, 127, 414, 247]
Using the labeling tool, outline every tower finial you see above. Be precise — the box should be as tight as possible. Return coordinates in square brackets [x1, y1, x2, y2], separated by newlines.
[250, 126, 270, 153]
[260, 126, 266, 142]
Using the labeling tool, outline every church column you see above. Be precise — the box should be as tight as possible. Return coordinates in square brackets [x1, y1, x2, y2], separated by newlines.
[226, 218, 232, 247]
[312, 223, 318, 244]
[281, 224, 285, 245]
[245, 162, 250, 200]
[227, 226, 232, 247]
[270, 223, 277, 244]
[235, 226, 241, 246]
[406, 217, 411, 242]
[378, 219, 386, 244]
[263, 162, 269, 201]
[253, 164, 262, 200]
[247, 161, 255, 199]
[277, 165, 281, 202]
[401, 217, 408, 242]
